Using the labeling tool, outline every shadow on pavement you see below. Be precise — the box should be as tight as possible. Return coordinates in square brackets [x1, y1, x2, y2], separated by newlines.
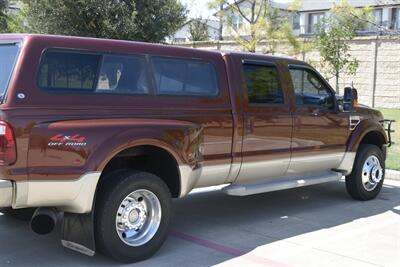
[0, 181, 399, 266]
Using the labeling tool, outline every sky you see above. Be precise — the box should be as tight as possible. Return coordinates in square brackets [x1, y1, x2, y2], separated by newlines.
[181, 0, 293, 19]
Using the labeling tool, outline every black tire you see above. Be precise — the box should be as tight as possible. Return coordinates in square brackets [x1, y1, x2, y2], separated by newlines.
[0, 208, 36, 221]
[95, 170, 172, 263]
[345, 144, 385, 200]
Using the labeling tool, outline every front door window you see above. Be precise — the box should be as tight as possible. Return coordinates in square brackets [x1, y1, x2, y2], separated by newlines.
[289, 68, 334, 109]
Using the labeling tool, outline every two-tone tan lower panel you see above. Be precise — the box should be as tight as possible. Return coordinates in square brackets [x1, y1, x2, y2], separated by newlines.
[0, 180, 13, 207]
[13, 172, 101, 213]
[179, 164, 231, 197]
[287, 152, 346, 175]
[335, 152, 356, 175]
[179, 152, 357, 197]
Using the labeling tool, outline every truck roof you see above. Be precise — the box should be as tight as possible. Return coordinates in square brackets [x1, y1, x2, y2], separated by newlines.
[0, 34, 306, 65]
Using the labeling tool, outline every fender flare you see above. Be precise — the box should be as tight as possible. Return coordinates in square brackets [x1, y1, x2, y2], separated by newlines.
[346, 119, 388, 153]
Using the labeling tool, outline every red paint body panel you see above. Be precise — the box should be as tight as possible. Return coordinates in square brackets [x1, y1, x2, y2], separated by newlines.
[0, 34, 388, 186]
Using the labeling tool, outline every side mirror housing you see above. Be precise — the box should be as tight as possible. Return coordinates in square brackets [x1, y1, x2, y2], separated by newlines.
[343, 87, 358, 112]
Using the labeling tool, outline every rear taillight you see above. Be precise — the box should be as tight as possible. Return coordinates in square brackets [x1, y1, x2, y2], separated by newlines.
[0, 121, 16, 165]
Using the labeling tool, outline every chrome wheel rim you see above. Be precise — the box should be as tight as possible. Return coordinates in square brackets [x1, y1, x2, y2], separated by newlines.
[116, 189, 161, 247]
[361, 155, 383, 192]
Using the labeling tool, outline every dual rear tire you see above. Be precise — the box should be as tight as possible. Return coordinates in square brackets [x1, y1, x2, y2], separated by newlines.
[95, 170, 172, 263]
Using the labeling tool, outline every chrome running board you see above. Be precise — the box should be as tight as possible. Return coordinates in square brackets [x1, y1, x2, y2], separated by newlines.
[223, 171, 342, 196]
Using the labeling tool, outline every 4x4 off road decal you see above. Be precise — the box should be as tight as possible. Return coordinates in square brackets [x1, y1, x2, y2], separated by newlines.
[48, 134, 87, 147]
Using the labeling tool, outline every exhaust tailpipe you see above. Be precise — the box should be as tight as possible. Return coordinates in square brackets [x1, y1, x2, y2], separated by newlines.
[30, 208, 58, 235]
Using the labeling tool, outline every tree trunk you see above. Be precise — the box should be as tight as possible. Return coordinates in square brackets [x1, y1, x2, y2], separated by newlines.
[335, 70, 340, 95]
[219, 4, 223, 41]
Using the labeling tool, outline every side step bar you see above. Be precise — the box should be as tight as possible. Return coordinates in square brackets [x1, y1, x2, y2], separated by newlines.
[223, 172, 342, 196]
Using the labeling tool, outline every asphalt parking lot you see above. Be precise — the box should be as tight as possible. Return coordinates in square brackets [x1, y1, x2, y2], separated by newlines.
[1, 179, 399, 267]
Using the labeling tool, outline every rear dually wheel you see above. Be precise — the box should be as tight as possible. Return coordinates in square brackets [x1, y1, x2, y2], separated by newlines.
[95, 170, 172, 263]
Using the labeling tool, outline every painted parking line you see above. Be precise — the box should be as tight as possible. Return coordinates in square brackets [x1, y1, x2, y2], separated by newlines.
[170, 230, 291, 267]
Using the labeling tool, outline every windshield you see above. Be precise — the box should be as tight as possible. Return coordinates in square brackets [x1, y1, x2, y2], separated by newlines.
[0, 44, 20, 103]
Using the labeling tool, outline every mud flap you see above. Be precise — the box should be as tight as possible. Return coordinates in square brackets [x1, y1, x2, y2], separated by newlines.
[61, 212, 96, 256]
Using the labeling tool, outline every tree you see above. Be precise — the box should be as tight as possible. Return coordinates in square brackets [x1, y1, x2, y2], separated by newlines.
[314, 0, 372, 93]
[189, 18, 209, 42]
[209, 0, 269, 52]
[132, 0, 187, 42]
[6, 2, 28, 33]
[20, 0, 187, 42]
[0, 0, 8, 33]
[228, 0, 269, 53]
[208, 0, 230, 41]
[262, 0, 302, 55]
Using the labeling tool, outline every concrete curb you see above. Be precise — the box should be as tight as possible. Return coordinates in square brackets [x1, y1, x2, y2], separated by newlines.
[386, 169, 400, 181]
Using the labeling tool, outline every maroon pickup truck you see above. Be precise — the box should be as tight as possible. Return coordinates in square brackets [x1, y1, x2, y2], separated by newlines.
[0, 34, 394, 262]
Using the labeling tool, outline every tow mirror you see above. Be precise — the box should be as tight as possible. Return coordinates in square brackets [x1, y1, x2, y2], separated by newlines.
[343, 87, 358, 112]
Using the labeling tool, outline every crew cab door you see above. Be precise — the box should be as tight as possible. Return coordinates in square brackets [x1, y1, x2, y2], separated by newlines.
[235, 59, 292, 183]
[286, 64, 349, 175]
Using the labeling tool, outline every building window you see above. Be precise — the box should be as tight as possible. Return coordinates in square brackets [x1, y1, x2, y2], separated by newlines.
[231, 14, 243, 32]
[373, 9, 383, 26]
[293, 13, 300, 30]
[173, 38, 186, 43]
[308, 12, 325, 33]
[366, 8, 383, 31]
[397, 9, 400, 29]
[392, 8, 400, 29]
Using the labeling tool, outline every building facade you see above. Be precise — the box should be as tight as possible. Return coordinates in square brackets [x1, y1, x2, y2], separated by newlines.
[218, 0, 400, 39]
[295, 0, 400, 36]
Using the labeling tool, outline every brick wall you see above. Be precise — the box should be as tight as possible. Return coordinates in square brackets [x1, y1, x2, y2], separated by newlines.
[179, 37, 400, 108]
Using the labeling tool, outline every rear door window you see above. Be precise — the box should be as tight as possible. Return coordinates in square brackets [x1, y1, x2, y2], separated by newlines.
[0, 44, 20, 101]
[243, 63, 284, 104]
[151, 57, 219, 96]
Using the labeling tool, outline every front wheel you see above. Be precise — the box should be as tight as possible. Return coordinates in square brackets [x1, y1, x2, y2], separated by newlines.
[95, 170, 172, 263]
[345, 144, 385, 200]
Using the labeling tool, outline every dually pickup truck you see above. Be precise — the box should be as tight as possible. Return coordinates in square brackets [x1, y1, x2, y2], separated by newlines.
[0, 34, 395, 262]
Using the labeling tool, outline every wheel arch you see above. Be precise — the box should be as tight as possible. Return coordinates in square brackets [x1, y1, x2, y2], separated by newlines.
[347, 120, 388, 154]
[358, 131, 387, 152]
[96, 142, 183, 199]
